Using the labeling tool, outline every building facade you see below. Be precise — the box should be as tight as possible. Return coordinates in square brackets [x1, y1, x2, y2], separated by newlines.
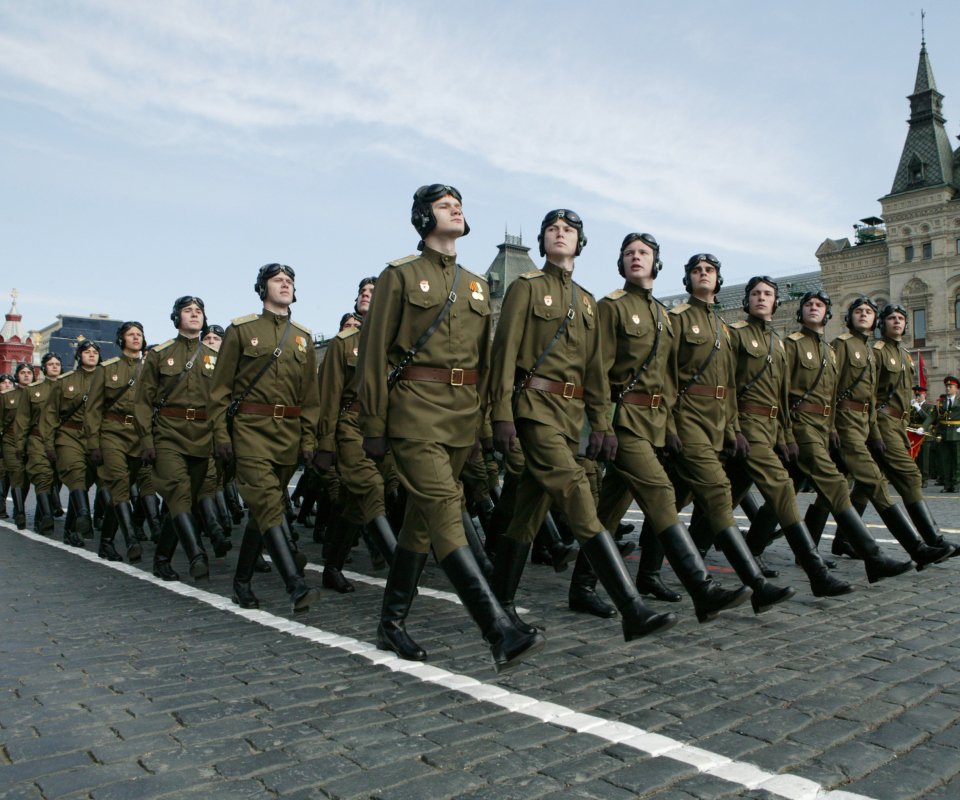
[33, 313, 124, 368]
[0, 290, 36, 376]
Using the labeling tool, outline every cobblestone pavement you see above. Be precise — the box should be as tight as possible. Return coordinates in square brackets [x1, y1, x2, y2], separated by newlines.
[3, 487, 960, 800]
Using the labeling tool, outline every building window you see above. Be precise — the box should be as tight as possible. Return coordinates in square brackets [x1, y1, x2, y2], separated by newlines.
[913, 309, 926, 347]
[956, 239, 960, 255]
[956, 294, 960, 329]
[923, 242, 932, 259]
[905, 245, 914, 262]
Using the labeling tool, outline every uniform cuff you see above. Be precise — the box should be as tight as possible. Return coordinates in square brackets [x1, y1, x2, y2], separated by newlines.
[360, 414, 387, 438]
[317, 434, 336, 451]
[490, 399, 514, 423]
[140, 436, 155, 452]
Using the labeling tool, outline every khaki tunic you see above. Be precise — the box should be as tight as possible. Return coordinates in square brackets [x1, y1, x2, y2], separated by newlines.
[40, 369, 98, 491]
[873, 336, 923, 504]
[13, 380, 57, 493]
[1, 386, 27, 488]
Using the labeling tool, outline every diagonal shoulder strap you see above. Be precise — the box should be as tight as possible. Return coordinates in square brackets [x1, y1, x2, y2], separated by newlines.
[736, 327, 776, 402]
[790, 338, 828, 414]
[513, 284, 577, 412]
[612, 301, 662, 427]
[227, 317, 293, 420]
[103, 360, 143, 415]
[678, 309, 722, 397]
[877, 345, 906, 413]
[152, 341, 205, 420]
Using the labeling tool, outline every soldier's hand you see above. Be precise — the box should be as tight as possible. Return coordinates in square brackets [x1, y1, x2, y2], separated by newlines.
[492, 421, 517, 455]
[89, 448, 104, 466]
[301, 449, 315, 466]
[45, 448, 57, 464]
[481, 437, 494, 456]
[14, 449, 24, 461]
[731, 432, 751, 459]
[363, 436, 388, 462]
[829, 432, 841, 452]
[664, 434, 683, 456]
[868, 438, 887, 459]
[215, 442, 234, 463]
[585, 430, 605, 460]
[314, 450, 335, 470]
[141, 448, 157, 466]
[916, 426, 925, 436]
[599, 433, 619, 462]
[775, 442, 799, 463]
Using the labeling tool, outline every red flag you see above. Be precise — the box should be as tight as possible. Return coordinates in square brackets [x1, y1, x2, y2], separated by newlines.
[918, 352, 927, 391]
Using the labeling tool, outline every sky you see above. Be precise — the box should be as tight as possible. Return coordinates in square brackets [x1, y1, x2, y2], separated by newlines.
[2, 1, 959, 343]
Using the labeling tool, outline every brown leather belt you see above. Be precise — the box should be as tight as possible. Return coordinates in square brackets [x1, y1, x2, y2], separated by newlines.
[104, 411, 135, 425]
[30, 429, 42, 438]
[837, 400, 869, 415]
[61, 420, 84, 431]
[157, 407, 207, 420]
[237, 403, 301, 418]
[340, 397, 360, 413]
[793, 401, 831, 416]
[684, 384, 727, 400]
[738, 402, 778, 418]
[619, 390, 662, 408]
[397, 367, 478, 386]
[879, 404, 909, 422]
[524, 376, 584, 399]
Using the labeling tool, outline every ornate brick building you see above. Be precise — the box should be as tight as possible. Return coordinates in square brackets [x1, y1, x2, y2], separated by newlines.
[0, 290, 35, 376]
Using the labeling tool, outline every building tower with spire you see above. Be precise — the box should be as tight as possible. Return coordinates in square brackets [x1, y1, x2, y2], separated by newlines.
[0, 290, 35, 375]
[485, 229, 539, 332]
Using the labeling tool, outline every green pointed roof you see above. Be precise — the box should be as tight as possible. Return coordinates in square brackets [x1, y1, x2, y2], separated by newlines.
[485, 232, 538, 299]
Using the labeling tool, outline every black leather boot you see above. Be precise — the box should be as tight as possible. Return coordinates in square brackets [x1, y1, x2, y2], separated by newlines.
[322, 504, 343, 561]
[11, 485, 26, 529]
[323, 520, 358, 593]
[715, 527, 796, 614]
[569, 550, 616, 618]
[486, 503, 507, 558]
[387, 488, 406, 537]
[635, 520, 682, 602]
[262, 524, 319, 612]
[152, 516, 180, 581]
[615, 521, 635, 538]
[475, 498, 499, 555]
[366, 515, 398, 567]
[312, 490, 332, 543]
[141, 493, 163, 543]
[541, 512, 578, 573]
[463, 512, 495, 581]
[51, 485, 64, 517]
[93, 489, 105, 531]
[224, 482, 244, 524]
[215, 490, 233, 536]
[35, 492, 55, 534]
[804, 501, 837, 568]
[833, 507, 914, 583]
[905, 500, 960, 557]
[63, 500, 84, 547]
[360, 525, 387, 570]
[197, 497, 232, 557]
[172, 512, 209, 580]
[658, 523, 753, 622]
[0, 478, 8, 518]
[581, 531, 678, 641]
[114, 501, 143, 563]
[744, 501, 780, 557]
[490, 536, 538, 635]
[376, 547, 429, 661]
[70, 488, 93, 538]
[876, 504, 952, 570]
[232, 524, 262, 609]
[97, 489, 123, 562]
[781, 522, 854, 598]
[440, 546, 547, 673]
[281, 516, 306, 573]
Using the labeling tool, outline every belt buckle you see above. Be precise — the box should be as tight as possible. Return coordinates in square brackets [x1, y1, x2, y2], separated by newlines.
[650, 394, 662, 409]
[274, 405, 285, 418]
[822, 405, 831, 417]
[769, 406, 778, 419]
[185, 408, 196, 421]
[562, 382, 576, 399]
[124, 415, 134, 425]
[715, 386, 726, 400]
[862, 405, 869, 416]
[450, 368, 464, 386]
[901, 411, 909, 421]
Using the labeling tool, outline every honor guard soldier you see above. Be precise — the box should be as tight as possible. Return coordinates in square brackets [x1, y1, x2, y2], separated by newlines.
[208, 264, 321, 613]
[134, 297, 218, 581]
[786, 291, 914, 581]
[937, 377, 960, 492]
[84, 322, 148, 562]
[1, 363, 35, 528]
[41, 342, 101, 545]
[910, 382, 937, 487]
[872, 305, 959, 555]
[490, 209, 678, 641]
[359, 183, 545, 672]
[594, 234, 752, 622]
[0, 373, 13, 519]
[13, 353, 63, 533]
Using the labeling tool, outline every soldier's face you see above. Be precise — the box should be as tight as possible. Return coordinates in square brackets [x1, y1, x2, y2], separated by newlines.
[0, 378, 11, 391]
[851, 305, 875, 333]
[802, 298, 827, 326]
[123, 327, 143, 352]
[690, 264, 717, 294]
[17, 369, 32, 386]
[947, 384, 958, 398]
[622, 241, 655, 282]
[266, 273, 294, 306]
[884, 312, 906, 338]
[341, 317, 361, 331]
[431, 195, 465, 237]
[915, 390, 926, 403]
[80, 348, 99, 368]
[356, 284, 374, 315]
[203, 332, 222, 350]
[44, 360, 62, 378]
[543, 221, 578, 260]
[180, 304, 205, 334]
[747, 283, 776, 319]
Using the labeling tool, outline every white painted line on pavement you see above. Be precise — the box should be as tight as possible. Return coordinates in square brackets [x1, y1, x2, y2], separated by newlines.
[1, 521, 877, 800]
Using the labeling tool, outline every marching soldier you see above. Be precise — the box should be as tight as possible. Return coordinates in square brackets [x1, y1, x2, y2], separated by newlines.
[13, 353, 62, 533]
[133, 297, 217, 581]
[873, 305, 959, 555]
[936, 377, 960, 492]
[594, 234, 752, 623]
[1, 363, 35, 529]
[359, 183, 545, 671]
[489, 209, 677, 641]
[785, 291, 914, 581]
[208, 264, 321, 613]
[0, 373, 12, 519]
[203, 324, 224, 350]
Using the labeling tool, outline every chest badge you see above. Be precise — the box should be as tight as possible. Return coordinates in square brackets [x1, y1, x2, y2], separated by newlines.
[35, 391, 40, 397]
[890, 358, 896, 365]
[469, 280, 484, 301]
[112, 374, 118, 381]
[68, 386, 74, 392]
[353, 347, 359, 356]
[544, 295, 553, 306]
[855, 351, 861, 359]
[582, 297, 592, 315]
[203, 355, 217, 370]
[806, 351, 814, 360]
[295, 335, 307, 353]
[751, 340, 759, 348]
[167, 358, 175, 366]
[691, 325, 700, 334]
[419, 280, 430, 292]
[631, 314, 640, 324]
[251, 337, 258, 346]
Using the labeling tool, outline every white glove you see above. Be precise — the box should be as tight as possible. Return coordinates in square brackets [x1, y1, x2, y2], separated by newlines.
[916, 426, 925, 435]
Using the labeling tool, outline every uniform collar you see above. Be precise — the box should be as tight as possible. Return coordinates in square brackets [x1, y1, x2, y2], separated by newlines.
[851, 328, 870, 342]
[624, 281, 652, 299]
[420, 246, 458, 269]
[176, 333, 201, 346]
[747, 314, 771, 331]
[122, 353, 140, 365]
[882, 335, 902, 349]
[800, 325, 823, 341]
[543, 261, 572, 284]
[262, 308, 290, 325]
[688, 294, 719, 311]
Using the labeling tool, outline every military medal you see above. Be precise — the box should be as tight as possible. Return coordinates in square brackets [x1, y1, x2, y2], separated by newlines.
[251, 337, 258, 346]
[353, 347, 359, 356]
[855, 351, 861, 359]
[751, 340, 759, 348]
[112, 374, 118, 381]
[420, 280, 430, 292]
[692, 325, 699, 334]
[544, 295, 553, 306]
[68, 386, 74, 391]
[296, 335, 307, 353]
[468, 280, 484, 301]
[890, 358, 896, 365]
[35, 391, 40, 397]
[583, 297, 593, 316]
[167, 358, 175, 366]
[806, 352, 813, 360]
[632, 314, 640, 324]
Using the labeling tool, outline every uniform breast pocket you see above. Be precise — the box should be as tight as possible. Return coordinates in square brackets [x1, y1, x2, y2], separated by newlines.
[532, 303, 561, 322]
[684, 330, 708, 347]
[407, 291, 443, 311]
[881, 355, 900, 375]
[622, 323, 651, 340]
[798, 351, 820, 370]
[158, 362, 181, 378]
[468, 298, 491, 317]
[582, 310, 595, 330]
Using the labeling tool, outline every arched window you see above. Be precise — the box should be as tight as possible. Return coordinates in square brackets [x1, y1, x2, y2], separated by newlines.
[956, 293, 960, 329]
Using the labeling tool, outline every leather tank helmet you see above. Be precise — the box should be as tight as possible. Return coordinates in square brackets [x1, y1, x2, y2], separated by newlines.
[170, 296, 209, 337]
[843, 297, 879, 331]
[41, 352, 62, 375]
[74, 339, 102, 367]
[742, 276, 781, 313]
[618, 233, 661, 278]
[877, 303, 909, 334]
[255, 263, 296, 303]
[115, 321, 147, 352]
[411, 185, 469, 251]
[795, 289, 833, 325]
[205, 325, 225, 339]
[683, 253, 723, 293]
[538, 209, 586, 258]
[13, 362, 34, 382]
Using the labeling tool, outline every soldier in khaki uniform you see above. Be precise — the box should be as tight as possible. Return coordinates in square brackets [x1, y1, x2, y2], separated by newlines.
[208, 264, 321, 613]
[1, 363, 34, 529]
[936, 377, 960, 492]
[134, 297, 218, 581]
[13, 353, 62, 533]
[359, 184, 545, 672]
[490, 209, 677, 641]
[594, 234, 752, 623]
[0, 373, 13, 520]
[786, 291, 914, 582]
[871, 304, 959, 556]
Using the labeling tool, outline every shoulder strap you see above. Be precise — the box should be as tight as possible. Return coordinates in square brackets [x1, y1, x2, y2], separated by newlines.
[790, 338, 828, 413]
[836, 345, 872, 404]
[227, 317, 293, 418]
[513, 284, 577, 412]
[736, 327, 776, 401]
[612, 302, 662, 427]
[877, 344, 906, 413]
[152, 341, 205, 419]
[678, 308, 722, 397]
[103, 361, 143, 415]
[388, 266, 461, 389]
